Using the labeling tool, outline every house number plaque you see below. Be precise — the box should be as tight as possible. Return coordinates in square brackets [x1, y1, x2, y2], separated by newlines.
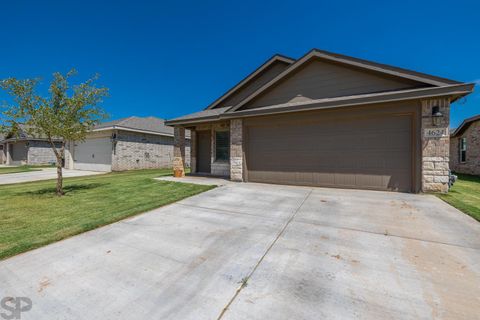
[424, 128, 448, 138]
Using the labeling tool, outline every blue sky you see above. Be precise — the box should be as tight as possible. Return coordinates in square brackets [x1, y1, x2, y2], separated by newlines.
[0, 0, 478, 128]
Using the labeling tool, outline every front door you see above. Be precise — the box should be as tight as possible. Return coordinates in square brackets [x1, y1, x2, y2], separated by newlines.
[197, 130, 211, 173]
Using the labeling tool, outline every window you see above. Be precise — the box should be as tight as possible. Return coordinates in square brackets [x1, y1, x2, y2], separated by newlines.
[459, 137, 467, 163]
[215, 131, 230, 161]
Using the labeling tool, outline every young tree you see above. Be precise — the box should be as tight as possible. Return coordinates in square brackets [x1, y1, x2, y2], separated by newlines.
[0, 70, 108, 196]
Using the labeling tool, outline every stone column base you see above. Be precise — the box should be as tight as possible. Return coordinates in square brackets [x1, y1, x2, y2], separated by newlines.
[230, 119, 243, 182]
[173, 127, 186, 177]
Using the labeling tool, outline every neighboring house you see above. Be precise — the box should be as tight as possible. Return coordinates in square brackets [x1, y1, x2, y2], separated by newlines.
[65, 116, 190, 172]
[450, 114, 480, 176]
[0, 127, 61, 166]
[0, 134, 4, 164]
[166, 48, 474, 193]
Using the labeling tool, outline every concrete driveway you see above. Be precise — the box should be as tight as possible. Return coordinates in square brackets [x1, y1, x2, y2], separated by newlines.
[0, 168, 103, 185]
[1, 180, 479, 319]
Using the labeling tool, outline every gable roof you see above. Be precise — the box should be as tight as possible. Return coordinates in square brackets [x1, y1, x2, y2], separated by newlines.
[94, 116, 182, 137]
[205, 54, 295, 110]
[166, 48, 474, 126]
[451, 114, 480, 137]
[228, 48, 463, 112]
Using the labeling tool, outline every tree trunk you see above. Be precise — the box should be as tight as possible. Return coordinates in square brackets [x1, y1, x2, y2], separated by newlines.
[48, 137, 65, 196]
[56, 155, 64, 196]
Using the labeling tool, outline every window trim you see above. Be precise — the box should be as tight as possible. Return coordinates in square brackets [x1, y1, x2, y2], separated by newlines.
[459, 137, 467, 163]
[214, 130, 230, 162]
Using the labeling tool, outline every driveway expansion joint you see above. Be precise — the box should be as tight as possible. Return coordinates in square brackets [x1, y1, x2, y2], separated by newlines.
[175, 202, 288, 222]
[216, 189, 314, 320]
[294, 219, 480, 251]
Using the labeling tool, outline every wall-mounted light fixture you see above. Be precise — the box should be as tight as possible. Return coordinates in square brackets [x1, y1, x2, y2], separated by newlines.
[432, 106, 443, 126]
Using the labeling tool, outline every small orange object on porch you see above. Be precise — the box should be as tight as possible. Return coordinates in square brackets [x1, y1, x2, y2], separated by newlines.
[173, 169, 184, 178]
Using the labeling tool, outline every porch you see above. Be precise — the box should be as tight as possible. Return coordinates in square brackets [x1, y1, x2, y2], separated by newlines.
[172, 119, 243, 181]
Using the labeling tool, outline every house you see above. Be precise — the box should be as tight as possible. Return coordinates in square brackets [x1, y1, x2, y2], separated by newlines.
[450, 114, 480, 176]
[0, 134, 4, 164]
[165, 49, 475, 193]
[65, 116, 190, 172]
[0, 126, 62, 165]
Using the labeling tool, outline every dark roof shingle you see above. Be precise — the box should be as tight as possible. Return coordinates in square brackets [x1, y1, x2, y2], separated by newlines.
[165, 107, 230, 125]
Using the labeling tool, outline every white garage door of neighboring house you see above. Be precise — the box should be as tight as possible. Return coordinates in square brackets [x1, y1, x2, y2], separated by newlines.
[74, 138, 112, 172]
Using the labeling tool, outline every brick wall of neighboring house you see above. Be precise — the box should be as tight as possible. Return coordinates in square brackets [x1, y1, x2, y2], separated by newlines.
[421, 98, 451, 193]
[27, 140, 61, 165]
[112, 130, 190, 171]
[450, 120, 480, 176]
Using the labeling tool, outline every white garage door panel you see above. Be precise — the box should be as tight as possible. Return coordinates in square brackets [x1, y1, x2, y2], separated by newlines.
[74, 138, 112, 172]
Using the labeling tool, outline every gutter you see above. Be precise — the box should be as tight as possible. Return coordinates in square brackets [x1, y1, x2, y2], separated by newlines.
[93, 126, 171, 137]
[92, 125, 191, 139]
[0, 137, 63, 143]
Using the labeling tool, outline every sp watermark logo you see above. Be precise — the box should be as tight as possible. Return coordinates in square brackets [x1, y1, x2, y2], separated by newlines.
[0, 297, 32, 320]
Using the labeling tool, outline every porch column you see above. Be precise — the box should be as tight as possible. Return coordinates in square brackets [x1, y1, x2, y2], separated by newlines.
[230, 119, 243, 181]
[5, 143, 11, 165]
[421, 98, 450, 193]
[0, 144, 4, 164]
[173, 126, 186, 177]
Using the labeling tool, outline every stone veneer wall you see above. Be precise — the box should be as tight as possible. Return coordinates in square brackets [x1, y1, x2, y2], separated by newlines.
[112, 130, 190, 171]
[230, 119, 243, 181]
[173, 127, 186, 176]
[27, 140, 61, 165]
[421, 98, 450, 192]
[450, 120, 480, 176]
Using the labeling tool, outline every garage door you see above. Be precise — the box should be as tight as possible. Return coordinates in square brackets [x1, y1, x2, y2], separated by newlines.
[245, 108, 415, 192]
[11, 142, 28, 165]
[74, 137, 112, 172]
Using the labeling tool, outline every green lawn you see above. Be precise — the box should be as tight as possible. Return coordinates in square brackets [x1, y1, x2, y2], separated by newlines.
[437, 174, 480, 222]
[0, 169, 214, 260]
[0, 165, 52, 174]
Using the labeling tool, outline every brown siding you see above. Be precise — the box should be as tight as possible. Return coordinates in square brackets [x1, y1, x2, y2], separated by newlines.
[243, 58, 428, 110]
[244, 102, 421, 192]
[214, 60, 291, 109]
